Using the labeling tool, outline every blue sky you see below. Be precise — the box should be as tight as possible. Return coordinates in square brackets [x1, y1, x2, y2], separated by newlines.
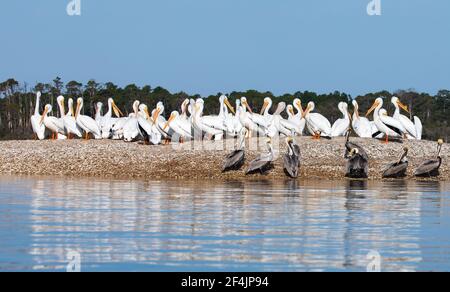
[1, 0, 449, 96]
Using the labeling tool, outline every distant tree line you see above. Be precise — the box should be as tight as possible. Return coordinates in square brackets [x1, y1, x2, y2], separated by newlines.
[0, 77, 449, 141]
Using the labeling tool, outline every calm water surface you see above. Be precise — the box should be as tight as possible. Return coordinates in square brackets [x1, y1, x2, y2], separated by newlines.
[0, 176, 449, 272]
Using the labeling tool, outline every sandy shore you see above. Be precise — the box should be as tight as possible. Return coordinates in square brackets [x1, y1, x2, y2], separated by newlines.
[0, 137, 448, 181]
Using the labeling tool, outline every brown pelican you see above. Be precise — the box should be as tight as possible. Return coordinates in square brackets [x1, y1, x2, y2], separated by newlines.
[222, 129, 246, 172]
[283, 137, 300, 178]
[345, 129, 369, 160]
[345, 148, 369, 179]
[415, 139, 444, 177]
[382, 147, 409, 178]
[246, 138, 274, 175]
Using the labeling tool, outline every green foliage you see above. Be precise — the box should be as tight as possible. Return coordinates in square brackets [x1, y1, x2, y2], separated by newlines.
[0, 77, 449, 141]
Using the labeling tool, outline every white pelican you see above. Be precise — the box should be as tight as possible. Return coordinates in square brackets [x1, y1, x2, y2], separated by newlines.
[248, 97, 273, 130]
[351, 100, 375, 138]
[135, 104, 160, 145]
[192, 99, 225, 140]
[414, 116, 423, 140]
[230, 99, 244, 135]
[30, 92, 45, 140]
[218, 95, 236, 135]
[287, 98, 306, 135]
[195, 95, 235, 139]
[39, 105, 66, 140]
[111, 117, 128, 140]
[53, 96, 68, 138]
[391, 96, 422, 140]
[122, 100, 141, 142]
[179, 99, 190, 121]
[331, 102, 351, 137]
[238, 97, 266, 137]
[366, 97, 406, 143]
[267, 102, 302, 137]
[62, 97, 82, 139]
[99, 98, 123, 139]
[75, 98, 101, 140]
[94, 102, 103, 123]
[303, 101, 332, 139]
[164, 111, 193, 142]
[152, 101, 173, 143]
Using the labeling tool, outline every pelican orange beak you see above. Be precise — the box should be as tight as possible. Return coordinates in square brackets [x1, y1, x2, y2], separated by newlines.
[366, 100, 380, 117]
[397, 100, 410, 114]
[59, 100, 65, 116]
[224, 98, 235, 114]
[243, 100, 253, 114]
[296, 100, 303, 112]
[112, 101, 123, 118]
[302, 104, 311, 119]
[260, 101, 269, 115]
[144, 107, 150, 120]
[164, 113, 176, 130]
[39, 108, 49, 125]
[288, 107, 295, 116]
[152, 108, 161, 124]
[75, 101, 81, 119]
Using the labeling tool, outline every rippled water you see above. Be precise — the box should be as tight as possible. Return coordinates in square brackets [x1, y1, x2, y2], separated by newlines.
[0, 176, 449, 272]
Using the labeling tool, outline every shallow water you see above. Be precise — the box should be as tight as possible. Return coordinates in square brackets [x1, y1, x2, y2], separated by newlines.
[0, 176, 449, 272]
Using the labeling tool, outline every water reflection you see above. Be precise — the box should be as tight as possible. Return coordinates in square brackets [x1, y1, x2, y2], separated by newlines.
[0, 176, 450, 271]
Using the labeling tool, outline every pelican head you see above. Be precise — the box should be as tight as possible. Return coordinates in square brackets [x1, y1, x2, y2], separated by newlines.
[352, 100, 360, 118]
[75, 98, 83, 118]
[275, 102, 286, 115]
[68, 98, 75, 116]
[286, 105, 295, 117]
[379, 109, 388, 116]
[260, 97, 272, 115]
[350, 148, 359, 156]
[241, 97, 253, 114]
[57, 95, 65, 116]
[302, 101, 315, 118]
[222, 96, 235, 114]
[366, 97, 383, 117]
[39, 104, 52, 125]
[194, 99, 204, 113]
[164, 111, 179, 130]
[293, 98, 303, 114]
[181, 99, 190, 115]
[437, 139, 444, 156]
[392, 96, 410, 114]
[109, 98, 123, 117]
[132, 100, 140, 114]
[139, 104, 150, 120]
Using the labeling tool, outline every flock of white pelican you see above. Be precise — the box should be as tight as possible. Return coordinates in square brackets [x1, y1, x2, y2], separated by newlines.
[31, 92, 423, 144]
[29, 91, 443, 179]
